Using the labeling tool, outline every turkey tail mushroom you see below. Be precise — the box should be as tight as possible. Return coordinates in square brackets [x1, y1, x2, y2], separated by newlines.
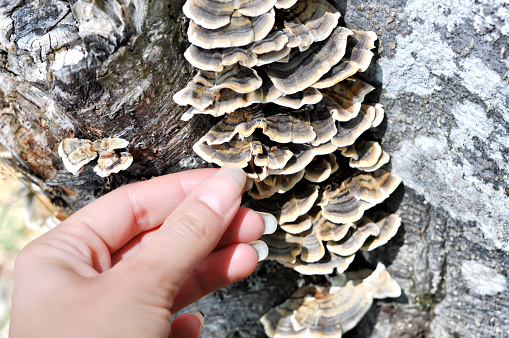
[175, 0, 403, 335]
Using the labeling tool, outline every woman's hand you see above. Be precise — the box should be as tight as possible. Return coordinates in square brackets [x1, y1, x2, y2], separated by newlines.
[10, 166, 275, 338]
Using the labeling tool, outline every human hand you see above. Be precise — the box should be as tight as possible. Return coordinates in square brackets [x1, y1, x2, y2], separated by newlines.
[10, 166, 276, 338]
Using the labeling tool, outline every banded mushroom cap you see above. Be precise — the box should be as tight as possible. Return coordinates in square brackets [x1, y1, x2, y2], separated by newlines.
[262, 229, 303, 262]
[92, 138, 133, 177]
[184, 31, 290, 72]
[304, 153, 339, 183]
[93, 151, 133, 177]
[181, 77, 282, 120]
[264, 222, 325, 263]
[249, 170, 305, 199]
[361, 212, 402, 251]
[173, 64, 263, 111]
[282, 0, 341, 51]
[281, 251, 355, 275]
[312, 30, 378, 88]
[183, 0, 277, 30]
[188, 9, 275, 49]
[260, 263, 401, 338]
[256, 141, 337, 180]
[275, 0, 298, 9]
[320, 170, 401, 224]
[272, 88, 323, 109]
[93, 137, 130, 151]
[247, 183, 319, 224]
[347, 169, 402, 203]
[326, 216, 381, 256]
[280, 212, 314, 234]
[197, 106, 316, 145]
[58, 138, 98, 175]
[314, 211, 357, 242]
[341, 140, 383, 168]
[265, 27, 353, 95]
[318, 77, 375, 122]
[194, 136, 296, 169]
[309, 104, 338, 146]
[331, 105, 377, 147]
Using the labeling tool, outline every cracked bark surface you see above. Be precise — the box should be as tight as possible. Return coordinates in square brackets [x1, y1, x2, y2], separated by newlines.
[1, 0, 508, 337]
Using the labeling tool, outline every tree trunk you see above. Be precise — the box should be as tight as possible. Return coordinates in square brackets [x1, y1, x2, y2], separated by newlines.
[1, 0, 508, 337]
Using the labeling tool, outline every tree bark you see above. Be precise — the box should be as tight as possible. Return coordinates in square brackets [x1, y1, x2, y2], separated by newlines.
[1, 0, 508, 337]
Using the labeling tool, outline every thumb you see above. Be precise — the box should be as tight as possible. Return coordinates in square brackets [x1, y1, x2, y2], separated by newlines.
[116, 165, 247, 301]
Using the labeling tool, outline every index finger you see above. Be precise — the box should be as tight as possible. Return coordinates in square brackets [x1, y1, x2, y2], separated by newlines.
[60, 168, 219, 254]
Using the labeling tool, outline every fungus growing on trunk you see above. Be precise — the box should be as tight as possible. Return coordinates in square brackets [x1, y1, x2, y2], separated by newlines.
[174, 0, 402, 336]
[58, 137, 132, 177]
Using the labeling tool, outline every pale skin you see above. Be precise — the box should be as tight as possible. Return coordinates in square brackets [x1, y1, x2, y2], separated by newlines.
[10, 166, 264, 337]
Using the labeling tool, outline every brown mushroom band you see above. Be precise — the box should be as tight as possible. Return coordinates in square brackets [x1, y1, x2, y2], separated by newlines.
[175, 0, 402, 336]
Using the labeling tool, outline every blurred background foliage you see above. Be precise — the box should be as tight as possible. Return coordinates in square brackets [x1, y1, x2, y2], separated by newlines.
[0, 146, 61, 336]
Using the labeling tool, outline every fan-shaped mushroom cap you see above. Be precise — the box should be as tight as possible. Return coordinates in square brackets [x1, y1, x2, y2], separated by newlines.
[331, 105, 376, 147]
[184, 31, 290, 72]
[181, 79, 282, 120]
[312, 30, 378, 88]
[361, 212, 402, 251]
[371, 103, 385, 128]
[320, 170, 401, 224]
[341, 140, 382, 168]
[249, 170, 306, 199]
[183, 0, 277, 29]
[347, 170, 402, 204]
[93, 137, 130, 151]
[198, 106, 316, 145]
[254, 145, 295, 169]
[272, 88, 323, 109]
[282, 0, 341, 51]
[275, 0, 298, 9]
[282, 251, 355, 275]
[320, 181, 375, 224]
[262, 229, 303, 262]
[193, 137, 263, 167]
[188, 9, 275, 49]
[327, 217, 381, 256]
[261, 263, 401, 338]
[361, 263, 402, 299]
[265, 27, 352, 94]
[300, 226, 325, 262]
[93, 151, 133, 177]
[314, 212, 356, 242]
[309, 104, 338, 146]
[248, 183, 319, 224]
[58, 138, 97, 175]
[173, 64, 263, 111]
[355, 150, 390, 172]
[304, 153, 339, 183]
[280, 213, 313, 234]
[328, 77, 375, 103]
[264, 141, 338, 179]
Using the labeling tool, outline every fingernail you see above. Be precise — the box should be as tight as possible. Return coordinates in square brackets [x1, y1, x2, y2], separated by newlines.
[192, 312, 204, 327]
[248, 240, 269, 262]
[198, 165, 246, 216]
[256, 212, 277, 235]
[215, 165, 246, 194]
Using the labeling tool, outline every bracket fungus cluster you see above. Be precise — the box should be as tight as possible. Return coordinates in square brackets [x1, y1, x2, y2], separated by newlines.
[58, 137, 133, 177]
[175, 0, 402, 336]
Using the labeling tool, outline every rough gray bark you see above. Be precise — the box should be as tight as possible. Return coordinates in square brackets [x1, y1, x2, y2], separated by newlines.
[1, 0, 508, 337]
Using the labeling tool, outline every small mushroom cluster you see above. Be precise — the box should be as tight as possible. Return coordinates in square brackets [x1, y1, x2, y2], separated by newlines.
[58, 137, 133, 177]
[175, 0, 402, 336]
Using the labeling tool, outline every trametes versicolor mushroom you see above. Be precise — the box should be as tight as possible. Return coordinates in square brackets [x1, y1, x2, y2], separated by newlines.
[58, 137, 133, 177]
[260, 263, 401, 337]
[175, 0, 402, 336]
